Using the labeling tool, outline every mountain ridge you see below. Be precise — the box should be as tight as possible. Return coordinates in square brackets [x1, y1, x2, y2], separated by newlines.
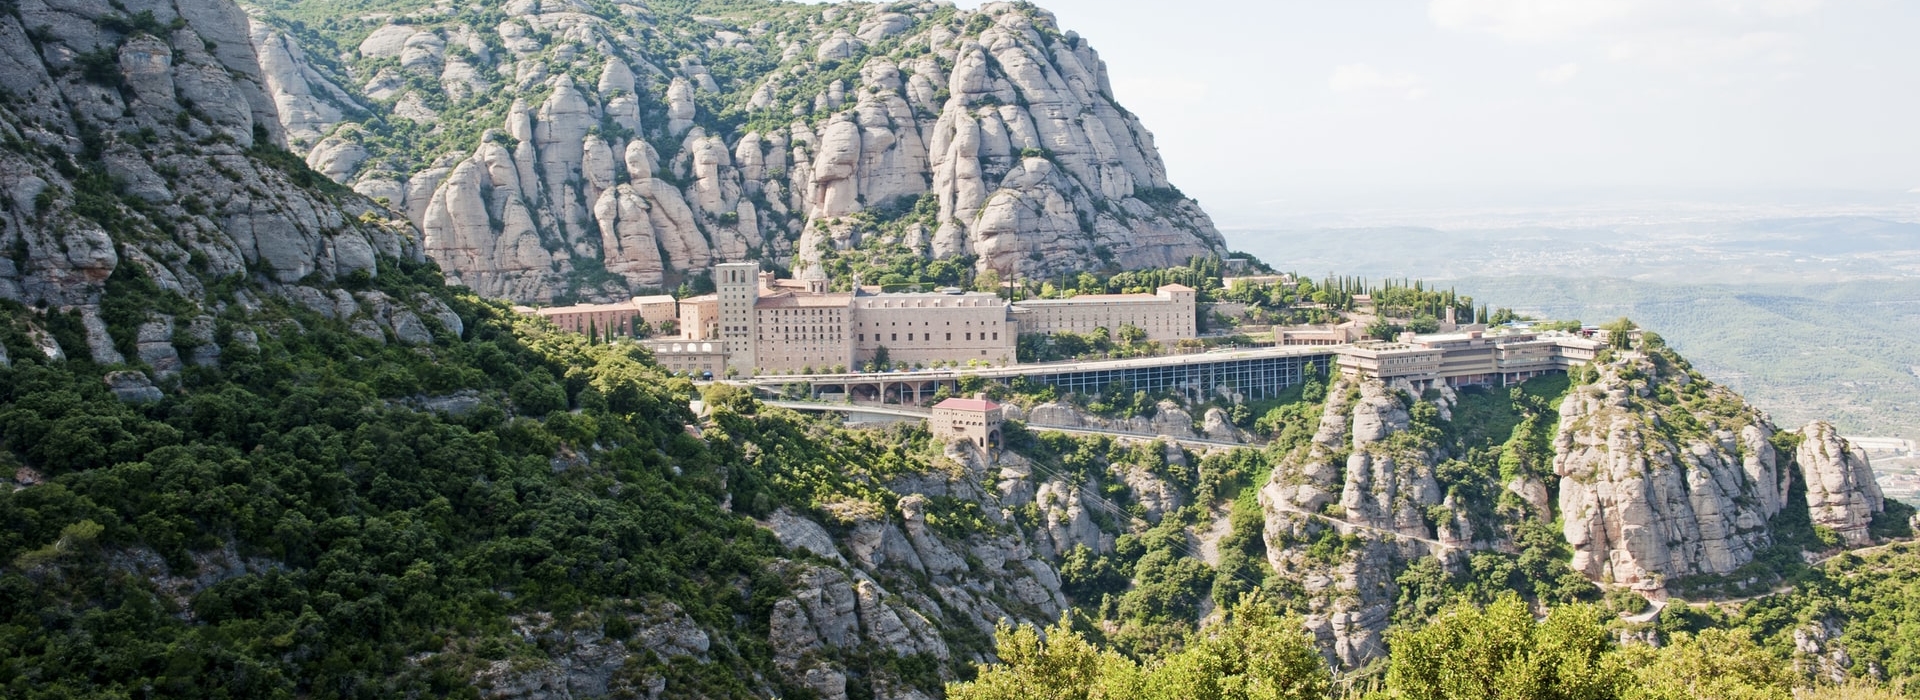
[245, 0, 1226, 303]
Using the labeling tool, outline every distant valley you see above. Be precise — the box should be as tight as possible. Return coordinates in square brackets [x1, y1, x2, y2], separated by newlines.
[1232, 214, 1920, 492]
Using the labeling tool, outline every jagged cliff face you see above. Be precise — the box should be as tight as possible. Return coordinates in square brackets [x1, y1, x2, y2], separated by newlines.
[1258, 377, 1455, 669]
[0, 0, 439, 363]
[245, 0, 1224, 303]
[1553, 351, 1790, 590]
[1552, 350, 1892, 589]
[744, 437, 1188, 700]
[1254, 354, 1894, 670]
[1798, 420, 1886, 547]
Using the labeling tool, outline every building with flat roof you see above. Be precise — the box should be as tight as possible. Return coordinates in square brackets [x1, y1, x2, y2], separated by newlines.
[1009, 284, 1196, 341]
[535, 295, 677, 337]
[716, 262, 759, 375]
[1335, 330, 1602, 388]
[652, 341, 727, 377]
[853, 290, 1015, 368]
[755, 287, 854, 374]
[625, 265, 1209, 377]
[1277, 323, 1360, 346]
[678, 294, 719, 340]
[931, 395, 1004, 450]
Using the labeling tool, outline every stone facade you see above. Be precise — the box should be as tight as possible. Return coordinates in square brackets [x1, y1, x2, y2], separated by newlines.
[583, 266, 1213, 376]
[678, 293, 719, 340]
[852, 292, 1015, 368]
[1009, 284, 1196, 341]
[651, 341, 728, 377]
[534, 295, 676, 337]
[930, 396, 1003, 450]
[717, 262, 759, 375]
[756, 290, 854, 374]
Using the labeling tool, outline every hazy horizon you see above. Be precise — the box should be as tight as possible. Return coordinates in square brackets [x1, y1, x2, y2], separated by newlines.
[928, 0, 1920, 229]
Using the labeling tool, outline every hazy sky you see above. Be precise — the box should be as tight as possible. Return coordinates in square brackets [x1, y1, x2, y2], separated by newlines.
[941, 0, 1920, 226]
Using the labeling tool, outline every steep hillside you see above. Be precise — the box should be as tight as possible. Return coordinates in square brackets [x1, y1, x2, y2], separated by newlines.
[1253, 341, 1907, 670]
[244, 0, 1225, 302]
[0, 0, 439, 357]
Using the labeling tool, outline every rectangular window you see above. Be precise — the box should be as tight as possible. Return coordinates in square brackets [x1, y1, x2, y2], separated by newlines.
[891, 333, 897, 341]
[946, 333, 952, 341]
[965, 333, 972, 341]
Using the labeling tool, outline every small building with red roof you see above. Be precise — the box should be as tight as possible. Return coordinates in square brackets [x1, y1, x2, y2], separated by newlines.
[931, 394, 1004, 450]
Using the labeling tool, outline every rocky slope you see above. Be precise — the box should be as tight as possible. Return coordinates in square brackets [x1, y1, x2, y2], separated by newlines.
[0, 0, 461, 364]
[1255, 345, 1895, 670]
[0, 0, 1903, 694]
[1552, 346, 1895, 589]
[1007, 398, 1251, 443]
[1553, 348, 1791, 590]
[244, 0, 1224, 302]
[729, 427, 1195, 699]
[1797, 420, 1886, 547]
[1257, 376, 1456, 669]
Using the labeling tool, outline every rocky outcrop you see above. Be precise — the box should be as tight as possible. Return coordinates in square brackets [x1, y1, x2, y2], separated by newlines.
[1202, 407, 1249, 442]
[764, 507, 848, 565]
[1798, 421, 1885, 546]
[1554, 352, 1790, 590]
[736, 427, 1140, 698]
[105, 371, 164, 404]
[473, 604, 709, 699]
[0, 0, 419, 354]
[1259, 377, 1445, 539]
[251, 0, 1223, 303]
[1258, 375, 1448, 670]
[249, 17, 360, 151]
[1022, 399, 1202, 439]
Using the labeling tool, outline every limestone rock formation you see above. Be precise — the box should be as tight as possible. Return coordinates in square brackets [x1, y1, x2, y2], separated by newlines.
[1257, 376, 1448, 670]
[1022, 399, 1204, 440]
[1554, 352, 1791, 590]
[472, 604, 709, 699]
[731, 427, 1157, 697]
[1798, 421, 1885, 546]
[248, 17, 361, 151]
[248, 0, 1224, 303]
[764, 507, 849, 564]
[1551, 350, 1890, 593]
[0, 0, 436, 363]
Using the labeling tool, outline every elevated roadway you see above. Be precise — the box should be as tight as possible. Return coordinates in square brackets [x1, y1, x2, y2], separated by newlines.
[744, 344, 1340, 405]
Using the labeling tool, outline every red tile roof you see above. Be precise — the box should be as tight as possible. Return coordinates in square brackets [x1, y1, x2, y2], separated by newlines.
[934, 397, 1000, 412]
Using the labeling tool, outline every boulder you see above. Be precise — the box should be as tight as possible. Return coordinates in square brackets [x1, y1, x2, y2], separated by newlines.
[135, 317, 181, 377]
[763, 508, 847, 564]
[105, 371, 163, 404]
